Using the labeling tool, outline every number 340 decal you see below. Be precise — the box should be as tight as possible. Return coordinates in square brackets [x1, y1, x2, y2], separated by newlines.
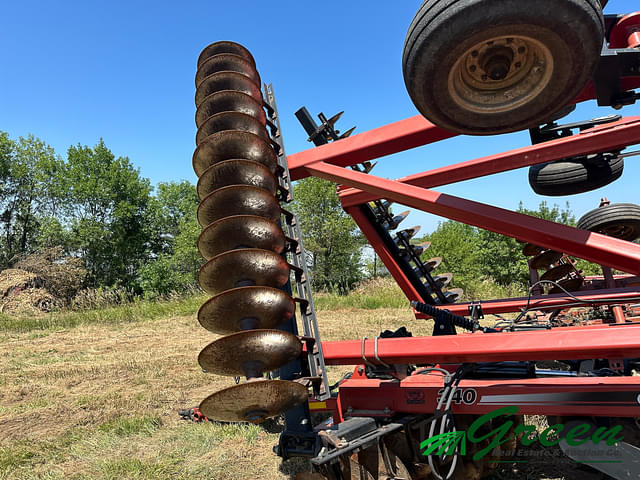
[437, 388, 477, 405]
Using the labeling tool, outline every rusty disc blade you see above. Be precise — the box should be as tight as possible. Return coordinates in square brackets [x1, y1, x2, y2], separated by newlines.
[196, 111, 269, 146]
[434, 272, 452, 289]
[198, 215, 285, 260]
[196, 159, 277, 200]
[195, 71, 263, 108]
[197, 41, 256, 69]
[199, 379, 308, 423]
[522, 243, 544, 257]
[540, 263, 574, 282]
[198, 248, 290, 295]
[423, 257, 442, 272]
[197, 185, 280, 227]
[549, 277, 584, 294]
[198, 329, 302, 377]
[530, 250, 563, 270]
[195, 90, 266, 128]
[195, 53, 260, 88]
[444, 288, 463, 303]
[192, 130, 276, 177]
[198, 286, 295, 334]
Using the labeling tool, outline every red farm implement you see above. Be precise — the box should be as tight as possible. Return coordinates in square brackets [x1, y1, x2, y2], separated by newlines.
[191, 1, 640, 478]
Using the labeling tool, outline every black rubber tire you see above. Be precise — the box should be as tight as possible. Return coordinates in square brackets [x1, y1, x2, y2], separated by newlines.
[528, 153, 623, 196]
[403, 0, 604, 135]
[577, 203, 640, 241]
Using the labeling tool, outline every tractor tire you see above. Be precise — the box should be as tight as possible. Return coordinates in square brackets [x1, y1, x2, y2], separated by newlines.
[577, 203, 640, 241]
[402, 0, 604, 135]
[528, 153, 623, 196]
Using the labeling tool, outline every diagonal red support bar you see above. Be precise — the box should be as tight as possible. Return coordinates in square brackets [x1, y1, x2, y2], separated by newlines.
[321, 323, 640, 365]
[347, 206, 425, 303]
[305, 162, 640, 273]
[339, 116, 640, 207]
[287, 115, 456, 181]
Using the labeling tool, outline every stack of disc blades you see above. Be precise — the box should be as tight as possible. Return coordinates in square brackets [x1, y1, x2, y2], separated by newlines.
[522, 243, 584, 293]
[374, 200, 462, 303]
[193, 41, 307, 423]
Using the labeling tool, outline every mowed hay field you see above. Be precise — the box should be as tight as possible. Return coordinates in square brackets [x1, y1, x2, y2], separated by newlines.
[0, 280, 595, 480]
[0, 280, 434, 480]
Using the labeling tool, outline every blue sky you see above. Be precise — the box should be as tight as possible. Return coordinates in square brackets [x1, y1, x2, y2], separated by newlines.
[1, 0, 639, 233]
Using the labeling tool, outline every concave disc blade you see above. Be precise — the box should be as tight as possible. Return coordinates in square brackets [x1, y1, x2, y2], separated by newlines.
[197, 215, 285, 260]
[196, 159, 277, 200]
[196, 111, 269, 146]
[198, 286, 295, 334]
[522, 243, 544, 257]
[530, 250, 563, 270]
[197, 185, 280, 228]
[434, 272, 452, 288]
[192, 130, 276, 177]
[199, 379, 308, 423]
[195, 90, 266, 128]
[195, 53, 260, 88]
[423, 257, 442, 272]
[549, 277, 584, 294]
[195, 71, 263, 108]
[197, 41, 256, 69]
[198, 248, 290, 295]
[540, 263, 574, 282]
[443, 288, 463, 303]
[198, 329, 302, 377]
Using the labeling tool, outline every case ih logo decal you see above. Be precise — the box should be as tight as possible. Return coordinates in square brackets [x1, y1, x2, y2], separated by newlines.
[406, 390, 425, 404]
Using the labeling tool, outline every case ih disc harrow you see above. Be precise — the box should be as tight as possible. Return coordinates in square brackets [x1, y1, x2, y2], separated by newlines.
[191, 1, 640, 478]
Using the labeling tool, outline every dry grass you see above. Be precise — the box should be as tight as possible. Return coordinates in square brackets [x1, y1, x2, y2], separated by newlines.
[0, 295, 607, 480]
[0, 303, 430, 480]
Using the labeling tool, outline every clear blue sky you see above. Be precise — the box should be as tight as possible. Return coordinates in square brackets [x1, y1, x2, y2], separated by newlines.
[1, 0, 639, 233]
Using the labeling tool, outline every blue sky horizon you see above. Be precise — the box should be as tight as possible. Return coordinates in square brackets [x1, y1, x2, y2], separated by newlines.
[1, 0, 639, 233]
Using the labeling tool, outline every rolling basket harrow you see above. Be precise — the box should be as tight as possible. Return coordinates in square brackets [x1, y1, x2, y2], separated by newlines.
[190, 1, 640, 478]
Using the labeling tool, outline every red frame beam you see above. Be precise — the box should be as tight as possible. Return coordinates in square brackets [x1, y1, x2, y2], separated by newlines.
[414, 287, 640, 317]
[336, 375, 640, 417]
[287, 115, 456, 181]
[339, 116, 640, 207]
[305, 161, 640, 274]
[321, 323, 640, 365]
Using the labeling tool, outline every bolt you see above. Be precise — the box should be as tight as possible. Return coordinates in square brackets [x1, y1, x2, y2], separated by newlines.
[383, 407, 391, 414]
[469, 65, 476, 72]
[439, 324, 445, 330]
[357, 366, 364, 374]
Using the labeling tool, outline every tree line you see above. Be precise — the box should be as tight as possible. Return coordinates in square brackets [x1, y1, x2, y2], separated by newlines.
[0, 132, 201, 298]
[1, 131, 599, 301]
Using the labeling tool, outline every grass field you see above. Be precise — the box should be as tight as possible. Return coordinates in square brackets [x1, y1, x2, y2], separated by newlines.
[0, 279, 603, 479]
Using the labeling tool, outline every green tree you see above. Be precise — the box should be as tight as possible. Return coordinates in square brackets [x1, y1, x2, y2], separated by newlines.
[146, 180, 199, 255]
[0, 133, 64, 267]
[139, 181, 202, 297]
[292, 177, 363, 292]
[61, 140, 152, 288]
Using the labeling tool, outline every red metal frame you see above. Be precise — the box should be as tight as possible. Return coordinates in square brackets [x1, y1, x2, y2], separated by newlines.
[321, 323, 640, 365]
[289, 28, 640, 421]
